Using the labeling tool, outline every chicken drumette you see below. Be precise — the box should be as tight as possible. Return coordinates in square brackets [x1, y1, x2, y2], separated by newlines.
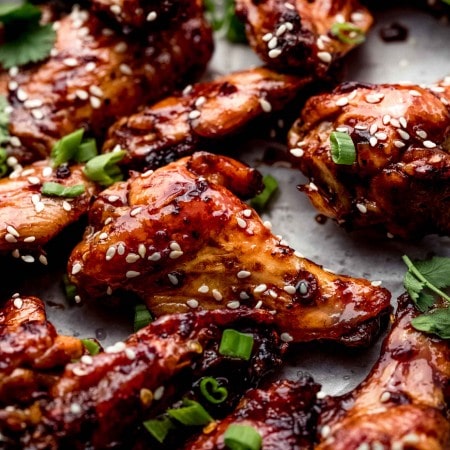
[288, 77, 450, 239]
[103, 67, 313, 171]
[1, 1, 212, 165]
[68, 152, 391, 346]
[235, 0, 373, 77]
[316, 294, 450, 449]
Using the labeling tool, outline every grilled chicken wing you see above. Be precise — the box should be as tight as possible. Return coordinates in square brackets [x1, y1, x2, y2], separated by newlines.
[2, 1, 212, 165]
[184, 376, 320, 450]
[235, 0, 373, 77]
[0, 296, 83, 406]
[316, 294, 450, 450]
[288, 77, 450, 239]
[0, 159, 98, 263]
[68, 152, 391, 346]
[1, 307, 283, 449]
[103, 67, 313, 171]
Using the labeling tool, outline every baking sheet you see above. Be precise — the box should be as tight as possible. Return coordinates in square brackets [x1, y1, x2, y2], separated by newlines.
[4, 7, 450, 398]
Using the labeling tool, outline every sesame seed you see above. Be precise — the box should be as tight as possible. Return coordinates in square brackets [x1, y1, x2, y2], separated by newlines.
[402, 434, 420, 445]
[399, 117, 408, 129]
[198, 285, 209, 293]
[262, 33, 273, 42]
[237, 218, 247, 228]
[63, 201, 71, 212]
[99, 232, 108, 240]
[285, 2, 295, 10]
[430, 85, 445, 93]
[138, 244, 146, 258]
[382, 114, 391, 125]
[351, 11, 365, 22]
[372, 442, 385, 450]
[89, 86, 104, 97]
[170, 242, 181, 252]
[243, 209, 252, 218]
[290, 148, 304, 157]
[317, 51, 332, 63]
[369, 123, 378, 135]
[182, 84, 193, 95]
[125, 270, 140, 279]
[283, 285, 296, 294]
[355, 124, 368, 130]
[391, 443, 403, 450]
[356, 203, 367, 214]
[187, 299, 199, 308]
[240, 291, 250, 300]
[6, 225, 19, 238]
[70, 403, 82, 414]
[119, 64, 133, 75]
[110, 4, 121, 14]
[125, 348, 136, 360]
[308, 182, 319, 191]
[195, 96, 206, 108]
[90, 96, 102, 109]
[423, 140, 437, 148]
[8, 81, 18, 91]
[9, 66, 18, 77]
[21, 255, 35, 263]
[254, 284, 267, 294]
[375, 132, 387, 141]
[237, 270, 251, 279]
[153, 386, 164, 400]
[188, 110, 201, 120]
[39, 254, 48, 265]
[72, 263, 82, 274]
[227, 300, 240, 309]
[24, 99, 43, 109]
[254, 300, 263, 308]
[268, 48, 282, 58]
[63, 58, 78, 67]
[259, 98, 272, 113]
[316, 390, 327, 399]
[409, 89, 422, 97]
[365, 93, 384, 104]
[212, 289, 222, 301]
[320, 425, 331, 438]
[148, 252, 161, 261]
[126, 253, 140, 263]
[169, 250, 183, 259]
[86, 62, 96, 72]
[335, 97, 349, 106]
[5, 233, 17, 243]
[371, 280, 383, 286]
[42, 166, 52, 177]
[31, 109, 44, 120]
[390, 118, 401, 128]
[81, 355, 93, 365]
[17, 88, 28, 101]
[281, 332, 294, 342]
[356, 444, 370, 450]
[369, 137, 378, 147]
[397, 129, 410, 140]
[106, 246, 116, 261]
[105, 341, 126, 353]
[114, 42, 127, 53]
[24, 236, 35, 243]
[336, 126, 349, 133]
[130, 207, 142, 217]
[9, 137, 21, 148]
[268, 36, 278, 49]
[13, 297, 23, 309]
[394, 140, 406, 148]
[268, 289, 278, 298]
[168, 274, 178, 285]
[35, 202, 45, 213]
[379, 391, 391, 402]
[416, 130, 427, 139]
[146, 11, 157, 21]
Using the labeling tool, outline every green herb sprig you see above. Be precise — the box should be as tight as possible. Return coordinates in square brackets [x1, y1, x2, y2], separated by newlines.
[402, 255, 450, 339]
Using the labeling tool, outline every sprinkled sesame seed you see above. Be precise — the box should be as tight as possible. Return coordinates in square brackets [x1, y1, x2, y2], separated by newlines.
[106, 341, 126, 353]
[81, 354, 93, 365]
[110, 4, 121, 14]
[237, 270, 251, 279]
[13, 297, 23, 309]
[42, 166, 52, 177]
[242, 209, 252, 218]
[240, 291, 250, 300]
[6, 225, 19, 238]
[399, 117, 408, 129]
[114, 42, 127, 53]
[369, 137, 378, 147]
[335, 97, 349, 106]
[188, 110, 201, 120]
[372, 442, 385, 450]
[5, 233, 17, 243]
[356, 203, 367, 214]
[125, 348, 136, 360]
[31, 109, 44, 120]
[212, 289, 222, 301]
[308, 182, 319, 191]
[153, 386, 164, 400]
[90, 96, 102, 109]
[17, 88, 28, 101]
[402, 434, 420, 445]
[86, 62, 96, 72]
[9, 66, 18, 77]
[169, 250, 183, 259]
[259, 98, 272, 113]
[262, 32, 273, 42]
[89, 86, 104, 98]
[280, 332, 294, 342]
[72, 263, 82, 275]
[237, 218, 247, 228]
[35, 202, 45, 213]
[119, 64, 133, 75]
[198, 284, 209, 293]
[430, 85, 445, 93]
[254, 300, 263, 308]
[371, 280, 383, 286]
[21, 255, 35, 263]
[390, 118, 401, 128]
[391, 443, 403, 450]
[268, 36, 278, 49]
[320, 425, 331, 438]
[63, 201, 72, 212]
[126, 253, 140, 263]
[8, 81, 18, 91]
[98, 232, 108, 240]
[130, 207, 142, 217]
[355, 124, 367, 130]
[285, 3, 295, 10]
[23, 236, 36, 243]
[195, 96, 206, 108]
[335, 126, 349, 133]
[394, 140, 406, 148]
[63, 58, 78, 67]
[125, 270, 140, 279]
[283, 285, 296, 294]
[369, 123, 378, 135]
[423, 140, 437, 148]
[375, 132, 387, 141]
[356, 444, 370, 450]
[416, 130, 427, 139]
[148, 252, 161, 262]
[24, 99, 43, 109]
[186, 299, 199, 309]
[254, 284, 267, 294]
[70, 403, 82, 414]
[39, 254, 48, 265]
[290, 148, 304, 157]
[168, 274, 178, 285]
[397, 129, 410, 140]
[106, 246, 116, 261]
[268, 48, 282, 59]
[146, 11, 157, 21]
[409, 89, 422, 97]
[382, 114, 391, 125]
[379, 391, 391, 402]
[317, 51, 332, 63]
[182, 84, 193, 95]
[365, 93, 384, 104]
[227, 300, 240, 309]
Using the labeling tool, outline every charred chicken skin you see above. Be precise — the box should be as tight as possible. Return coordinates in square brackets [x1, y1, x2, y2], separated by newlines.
[288, 77, 450, 239]
[184, 376, 320, 450]
[317, 295, 450, 450]
[235, 0, 373, 77]
[0, 159, 98, 262]
[68, 152, 391, 346]
[0, 305, 284, 449]
[2, 1, 212, 165]
[103, 67, 313, 171]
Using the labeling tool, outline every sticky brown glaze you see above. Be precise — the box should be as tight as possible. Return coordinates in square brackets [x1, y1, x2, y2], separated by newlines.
[288, 77, 450, 239]
[235, 0, 373, 77]
[1, 308, 283, 449]
[316, 294, 450, 450]
[0, 296, 83, 406]
[68, 151, 391, 346]
[0, 159, 99, 263]
[184, 376, 320, 450]
[103, 67, 313, 171]
[3, 2, 213, 165]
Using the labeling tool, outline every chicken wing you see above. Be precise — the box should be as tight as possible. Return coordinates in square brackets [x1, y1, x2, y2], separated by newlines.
[0, 159, 98, 263]
[235, 0, 373, 77]
[288, 77, 450, 239]
[316, 294, 450, 450]
[2, 1, 213, 165]
[184, 376, 320, 450]
[68, 152, 391, 346]
[0, 307, 283, 449]
[102, 67, 313, 171]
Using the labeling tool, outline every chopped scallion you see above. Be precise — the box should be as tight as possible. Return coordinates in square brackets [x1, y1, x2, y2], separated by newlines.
[167, 399, 213, 426]
[199, 377, 228, 404]
[143, 417, 174, 444]
[250, 174, 278, 212]
[51, 128, 85, 167]
[83, 151, 126, 187]
[134, 304, 153, 332]
[224, 424, 262, 450]
[331, 22, 366, 45]
[62, 274, 77, 302]
[41, 182, 85, 198]
[0, 148, 7, 178]
[219, 329, 254, 360]
[81, 339, 101, 356]
[75, 138, 98, 162]
[330, 131, 356, 165]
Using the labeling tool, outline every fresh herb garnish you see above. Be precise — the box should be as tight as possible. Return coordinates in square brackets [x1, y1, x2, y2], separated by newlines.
[0, 95, 11, 146]
[330, 131, 356, 165]
[167, 399, 213, 426]
[204, 0, 247, 43]
[41, 182, 85, 198]
[51, 129, 85, 167]
[62, 274, 78, 302]
[0, 2, 56, 69]
[250, 174, 278, 212]
[331, 22, 366, 45]
[81, 338, 101, 356]
[224, 424, 262, 450]
[143, 417, 174, 444]
[134, 304, 153, 332]
[83, 151, 126, 187]
[199, 377, 228, 404]
[402, 255, 450, 339]
[219, 329, 254, 360]
[0, 149, 7, 178]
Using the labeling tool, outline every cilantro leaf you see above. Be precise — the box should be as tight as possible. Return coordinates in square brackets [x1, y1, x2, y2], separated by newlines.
[0, 95, 10, 145]
[403, 270, 424, 305]
[0, 23, 56, 69]
[0, 3, 41, 25]
[413, 257, 450, 290]
[411, 307, 450, 339]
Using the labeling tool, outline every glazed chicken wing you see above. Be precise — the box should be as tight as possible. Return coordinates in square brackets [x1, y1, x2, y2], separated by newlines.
[103, 67, 312, 171]
[316, 294, 450, 450]
[2, 1, 212, 165]
[235, 0, 373, 77]
[1, 307, 284, 449]
[288, 77, 450, 239]
[0, 159, 98, 263]
[68, 152, 391, 346]
[184, 376, 320, 450]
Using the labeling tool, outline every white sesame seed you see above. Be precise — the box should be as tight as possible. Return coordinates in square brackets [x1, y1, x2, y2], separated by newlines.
[8, 81, 18, 91]
[86, 62, 96, 72]
[42, 166, 52, 177]
[430, 85, 445, 93]
[382, 114, 391, 125]
[423, 140, 437, 148]
[283, 285, 296, 294]
[23, 236, 35, 243]
[5, 233, 17, 243]
[375, 132, 387, 141]
[63, 58, 78, 67]
[259, 98, 272, 113]
[254, 300, 263, 308]
[31, 109, 44, 120]
[243, 209, 252, 218]
[391, 443, 403, 450]
[308, 182, 319, 191]
[379, 391, 391, 402]
[212, 289, 222, 301]
[268, 289, 278, 298]
[369, 136, 378, 147]
[125, 270, 140, 279]
[268, 48, 282, 59]
[198, 285, 209, 293]
[9, 137, 21, 148]
[13, 297, 23, 309]
[351, 11, 365, 22]
[81, 355, 93, 365]
[416, 130, 427, 139]
[263, 221, 272, 229]
[169, 250, 184, 259]
[119, 64, 133, 75]
[106, 341, 126, 353]
[146, 11, 157, 21]
[254, 284, 267, 294]
[356, 444, 370, 450]
[21, 255, 35, 263]
[114, 42, 127, 53]
[402, 434, 420, 445]
[17, 88, 28, 102]
[153, 386, 164, 400]
[72, 263, 82, 274]
[355, 124, 367, 130]
[89, 86, 104, 98]
[126, 253, 140, 263]
[24, 99, 43, 109]
[6, 225, 19, 238]
[90, 96, 102, 109]
[320, 425, 331, 438]
[276, 24, 287, 36]
[168, 274, 178, 285]
[125, 348, 136, 360]
[9, 66, 18, 77]
[106, 246, 116, 261]
[148, 252, 161, 261]
[317, 52, 332, 63]
[98, 232, 108, 240]
[237, 218, 247, 228]
[130, 207, 142, 217]
[365, 93, 384, 104]
[369, 123, 378, 135]
[372, 442, 384, 450]
[290, 148, 304, 157]
[335, 97, 349, 106]
[110, 4, 121, 14]
[371, 280, 383, 287]
[188, 110, 201, 120]
[409, 89, 422, 97]
[195, 96, 206, 108]
[237, 270, 251, 279]
[262, 33, 273, 42]
[182, 84, 193, 95]
[397, 129, 410, 140]
[63, 201, 72, 212]
[227, 301, 240, 309]
[240, 291, 250, 300]
[268, 36, 278, 49]
[394, 140, 406, 148]
[399, 117, 408, 129]
[281, 332, 294, 342]
[35, 202, 45, 213]
[356, 203, 367, 214]
[70, 403, 82, 414]
[187, 299, 199, 309]
[39, 254, 48, 265]
[284, 3, 295, 10]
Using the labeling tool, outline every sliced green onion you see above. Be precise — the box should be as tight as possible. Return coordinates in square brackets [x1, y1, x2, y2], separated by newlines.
[199, 377, 228, 404]
[74, 138, 98, 162]
[143, 417, 174, 444]
[219, 329, 254, 360]
[223, 0, 247, 43]
[224, 424, 262, 450]
[331, 22, 366, 45]
[250, 174, 278, 212]
[0, 148, 7, 178]
[62, 274, 77, 302]
[134, 304, 153, 332]
[330, 131, 356, 165]
[167, 399, 213, 426]
[81, 339, 101, 356]
[83, 151, 126, 187]
[51, 128, 84, 167]
[41, 182, 85, 198]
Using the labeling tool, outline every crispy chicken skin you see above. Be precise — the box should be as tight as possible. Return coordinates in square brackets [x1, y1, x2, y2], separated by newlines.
[2, 2, 213, 165]
[0, 159, 99, 262]
[184, 377, 320, 450]
[235, 0, 373, 77]
[103, 67, 312, 171]
[316, 295, 450, 450]
[0, 296, 83, 405]
[1, 307, 284, 449]
[288, 78, 450, 239]
[68, 152, 391, 346]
